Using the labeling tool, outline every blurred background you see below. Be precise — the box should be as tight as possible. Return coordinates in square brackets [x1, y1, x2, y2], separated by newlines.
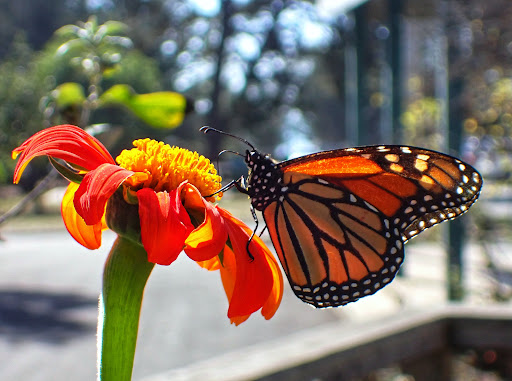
[1, 0, 512, 380]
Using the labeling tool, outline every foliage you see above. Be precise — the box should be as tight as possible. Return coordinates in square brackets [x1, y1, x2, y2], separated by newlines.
[0, 16, 188, 186]
[42, 16, 187, 133]
[401, 96, 444, 150]
[464, 75, 512, 179]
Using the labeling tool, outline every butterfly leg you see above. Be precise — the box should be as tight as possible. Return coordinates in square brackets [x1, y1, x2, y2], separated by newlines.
[233, 176, 249, 195]
[204, 176, 245, 198]
[245, 205, 258, 261]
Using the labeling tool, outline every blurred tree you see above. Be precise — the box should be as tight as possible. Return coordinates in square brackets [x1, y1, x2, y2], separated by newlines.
[0, 0, 88, 57]
[149, 0, 344, 159]
[0, 34, 47, 187]
[1, 0, 352, 173]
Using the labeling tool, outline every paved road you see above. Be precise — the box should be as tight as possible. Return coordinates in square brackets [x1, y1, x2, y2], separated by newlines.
[0, 230, 341, 380]
[0, 224, 499, 380]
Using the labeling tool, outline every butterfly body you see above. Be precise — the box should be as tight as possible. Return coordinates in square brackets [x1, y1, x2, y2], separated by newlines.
[244, 150, 282, 211]
[240, 145, 482, 308]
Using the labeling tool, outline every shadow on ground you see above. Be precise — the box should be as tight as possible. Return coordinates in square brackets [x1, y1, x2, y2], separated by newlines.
[0, 289, 97, 343]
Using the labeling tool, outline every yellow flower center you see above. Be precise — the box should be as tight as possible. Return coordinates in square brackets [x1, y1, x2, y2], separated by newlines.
[116, 138, 222, 202]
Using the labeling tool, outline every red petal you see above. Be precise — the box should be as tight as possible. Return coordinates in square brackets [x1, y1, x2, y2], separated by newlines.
[12, 125, 114, 184]
[217, 208, 274, 319]
[73, 163, 135, 225]
[196, 256, 221, 271]
[219, 245, 236, 301]
[183, 184, 227, 261]
[62, 182, 107, 249]
[217, 245, 249, 325]
[138, 187, 194, 265]
[260, 248, 284, 320]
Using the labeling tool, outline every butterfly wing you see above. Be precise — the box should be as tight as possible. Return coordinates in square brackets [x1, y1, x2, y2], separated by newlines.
[262, 171, 405, 307]
[257, 145, 482, 307]
[279, 145, 482, 241]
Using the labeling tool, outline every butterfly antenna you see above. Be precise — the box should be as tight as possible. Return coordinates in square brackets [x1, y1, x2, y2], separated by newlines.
[200, 126, 255, 150]
[218, 149, 244, 159]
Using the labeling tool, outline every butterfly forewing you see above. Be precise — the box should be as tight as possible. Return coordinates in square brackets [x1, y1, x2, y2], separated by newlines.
[279, 146, 482, 242]
[244, 145, 482, 308]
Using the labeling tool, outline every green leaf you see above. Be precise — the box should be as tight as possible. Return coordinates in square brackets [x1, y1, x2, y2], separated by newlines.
[84, 16, 98, 35]
[98, 21, 129, 38]
[103, 36, 133, 49]
[49, 157, 85, 184]
[99, 84, 188, 129]
[51, 82, 86, 108]
[54, 24, 83, 38]
[55, 38, 89, 57]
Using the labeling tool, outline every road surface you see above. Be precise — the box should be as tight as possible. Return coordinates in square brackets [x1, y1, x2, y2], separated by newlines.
[0, 222, 498, 380]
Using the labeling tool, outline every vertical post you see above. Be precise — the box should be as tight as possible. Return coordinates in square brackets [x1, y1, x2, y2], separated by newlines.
[387, 0, 406, 278]
[441, 0, 465, 301]
[390, 0, 403, 144]
[446, 78, 465, 301]
[345, 31, 359, 146]
[354, 5, 368, 146]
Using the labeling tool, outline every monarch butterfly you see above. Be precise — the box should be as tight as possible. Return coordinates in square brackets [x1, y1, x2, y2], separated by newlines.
[201, 127, 482, 308]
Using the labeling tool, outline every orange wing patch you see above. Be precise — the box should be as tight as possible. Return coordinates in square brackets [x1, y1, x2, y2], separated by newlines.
[285, 167, 418, 218]
[283, 155, 383, 176]
[288, 194, 346, 244]
[284, 202, 328, 285]
[322, 239, 349, 284]
[435, 159, 462, 181]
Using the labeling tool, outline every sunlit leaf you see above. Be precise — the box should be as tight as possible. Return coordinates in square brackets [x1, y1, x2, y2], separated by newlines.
[56, 38, 88, 57]
[84, 16, 98, 35]
[103, 36, 133, 49]
[52, 82, 86, 108]
[99, 84, 189, 129]
[97, 21, 129, 38]
[54, 24, 83, 38]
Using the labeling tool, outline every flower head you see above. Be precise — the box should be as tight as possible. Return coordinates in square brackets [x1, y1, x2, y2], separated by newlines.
[12, 124, 283, 323]
[116, 138, 222, 201]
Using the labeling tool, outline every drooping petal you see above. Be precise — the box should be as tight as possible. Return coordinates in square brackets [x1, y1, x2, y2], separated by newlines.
[196, 256, 221, 271]
[74, 163, 137, 225]
[260, 249, 284, 320]
[12, 125, 115, 184]
[61, 182, 107, 249]
[217, 208, 276, 320]
[217, 245, 250, 325]
[229, 314, 250, 326]
[183, 183, 227, 262]
[137, 187, 194, 265]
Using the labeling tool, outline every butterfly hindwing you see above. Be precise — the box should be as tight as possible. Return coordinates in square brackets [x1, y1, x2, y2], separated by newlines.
[262, 172, 404, 307]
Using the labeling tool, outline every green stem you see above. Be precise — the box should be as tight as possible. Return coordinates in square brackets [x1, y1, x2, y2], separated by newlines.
[98, 236, 155, 381]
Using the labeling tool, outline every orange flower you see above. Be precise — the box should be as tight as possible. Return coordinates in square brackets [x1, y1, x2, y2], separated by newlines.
[12, 124, 283, 323]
